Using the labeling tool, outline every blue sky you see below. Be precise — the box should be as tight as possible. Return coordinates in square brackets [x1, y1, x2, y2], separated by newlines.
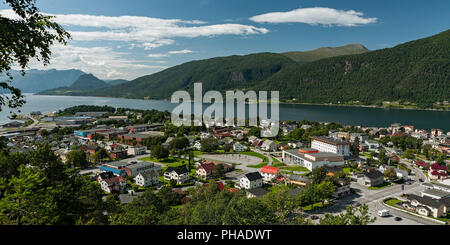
[1, 0, 449, 80]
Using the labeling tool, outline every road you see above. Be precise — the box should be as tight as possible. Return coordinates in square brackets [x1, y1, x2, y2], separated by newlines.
[24, 114, 39, 128]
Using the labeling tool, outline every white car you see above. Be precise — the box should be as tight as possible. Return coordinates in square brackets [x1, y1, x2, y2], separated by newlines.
[378, 209, 390, 217]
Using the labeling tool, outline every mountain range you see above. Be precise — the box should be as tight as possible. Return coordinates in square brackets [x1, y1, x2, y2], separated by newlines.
[30, 30, 450, 109]
[0, 69, 84, 93]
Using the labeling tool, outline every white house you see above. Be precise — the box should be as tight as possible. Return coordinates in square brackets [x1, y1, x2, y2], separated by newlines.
[261, 140, 277, 152]
[135, 170, 159, 187]
[233, 142, 246, 152]
[164, 167, 190, 184]
[365, 140, 380, 150]
[240, 172, 263, 190]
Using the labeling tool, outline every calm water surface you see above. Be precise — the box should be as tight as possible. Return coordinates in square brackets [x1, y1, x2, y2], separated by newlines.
[1, 94, 448, 131]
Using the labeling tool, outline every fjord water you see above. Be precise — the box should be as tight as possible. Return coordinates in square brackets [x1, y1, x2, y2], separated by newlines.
[1, 94, 448, 131]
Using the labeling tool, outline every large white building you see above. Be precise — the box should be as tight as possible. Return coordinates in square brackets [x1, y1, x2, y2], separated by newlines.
[282, 148, 345, 171]
[310, 136, 350, 157]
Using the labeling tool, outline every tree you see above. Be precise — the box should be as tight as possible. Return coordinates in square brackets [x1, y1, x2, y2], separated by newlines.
[247, 127, 261, 137]
[150, 145, 169, 160]
[200, 138, 219, 153]
[0, 0, 70, 112]
[214, 163, 225, 178]
[310, 166, 327, 185]
[351, 137, 360, 156]
[403, 149, 415, 160]
[384, 167, 397, 181]
[319, 204, 376, 225]
[66, 149, 89, 168]
[317, 181, 336, 206]
[378, 149, 388, 166]
[92, 148, 108, 163]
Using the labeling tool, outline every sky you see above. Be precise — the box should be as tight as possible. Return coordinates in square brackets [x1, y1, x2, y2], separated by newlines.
[1, 0, 449, 80]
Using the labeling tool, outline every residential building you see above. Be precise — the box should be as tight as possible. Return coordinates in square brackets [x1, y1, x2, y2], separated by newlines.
[233, 142, 246, 152]
[364, 140, 380, 150]
[109, 149, 128, 159]
[239, 172, 263, 190]
[164, 167, 189, 184]
[260, 165, 279, 182]
[127, 146, 147, 156]
[428, 163, 448, 180]
[310, 136, 351, 157]
[124, 161, 161, 177]
[261, 139, 277, 152]
[99, 175, 126, 193]
[196, 162, 216, 179]
[135, 170, 159, 187]
[357, 170, 384, 187]
[404, 194, 448, 218]
[333, 178, 351, 198]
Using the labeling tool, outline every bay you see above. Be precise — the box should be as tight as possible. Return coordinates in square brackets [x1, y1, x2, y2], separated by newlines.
[0, 94, 448, 132]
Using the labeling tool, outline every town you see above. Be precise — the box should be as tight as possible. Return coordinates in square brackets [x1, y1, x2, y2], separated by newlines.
[1, 104, 449, 225]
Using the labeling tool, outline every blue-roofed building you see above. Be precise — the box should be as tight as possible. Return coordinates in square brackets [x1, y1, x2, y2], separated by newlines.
[99, 165, 126, 176]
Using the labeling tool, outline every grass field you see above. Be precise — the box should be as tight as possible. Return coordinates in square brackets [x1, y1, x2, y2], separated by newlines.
[368, 182, 392, 190]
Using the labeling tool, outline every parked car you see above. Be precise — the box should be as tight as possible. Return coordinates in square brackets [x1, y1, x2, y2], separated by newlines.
[394, 217, 402, 221]
[419, 179, 424, 182]
[378, 209, 390, 217]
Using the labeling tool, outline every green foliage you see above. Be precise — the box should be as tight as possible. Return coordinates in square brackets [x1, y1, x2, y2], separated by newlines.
[282, 44, 369, 64]
[319, 204, 376, 225]
[66, 149, 89, 168]
[200, 138, 219, 152]
[86, 30, 450, 109]
[0, 145, 116, 225]
[150, 145, 169, 160]
[87, 52, 295, 100]
[56, 105, 116, 116]
[0, 0, 70, 112]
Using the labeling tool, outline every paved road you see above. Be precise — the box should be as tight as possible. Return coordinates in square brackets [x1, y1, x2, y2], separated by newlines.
[24, 114, 39, 128]
[250, 148, 273, 165]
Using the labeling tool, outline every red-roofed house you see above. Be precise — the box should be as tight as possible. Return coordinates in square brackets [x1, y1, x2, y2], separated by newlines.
[260, 165, 280, 182]
[196, 162, 216, 179]
[415, 161, 429, 169]
[428, 163, 448, 180]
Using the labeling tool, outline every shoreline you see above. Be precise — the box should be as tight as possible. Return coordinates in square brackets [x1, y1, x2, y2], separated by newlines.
[33, 93, 450, 112]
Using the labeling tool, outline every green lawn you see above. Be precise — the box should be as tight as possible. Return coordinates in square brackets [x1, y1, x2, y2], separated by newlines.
[247, 162, 268, 168]
[302, 202, 333, 211]
[368, 182, 392, 190]
[384, 198, 403, 207]
[279, 165, 310, 172]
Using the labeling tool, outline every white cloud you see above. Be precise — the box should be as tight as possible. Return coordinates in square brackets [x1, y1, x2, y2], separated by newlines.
[0, 9, 268, 49]
[148, 49, 194, 58]
[249, 7, 377, 27]
[0, 9, 268, 79]
[168, 49, 193, 54]
[148, 53, 170, 58]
